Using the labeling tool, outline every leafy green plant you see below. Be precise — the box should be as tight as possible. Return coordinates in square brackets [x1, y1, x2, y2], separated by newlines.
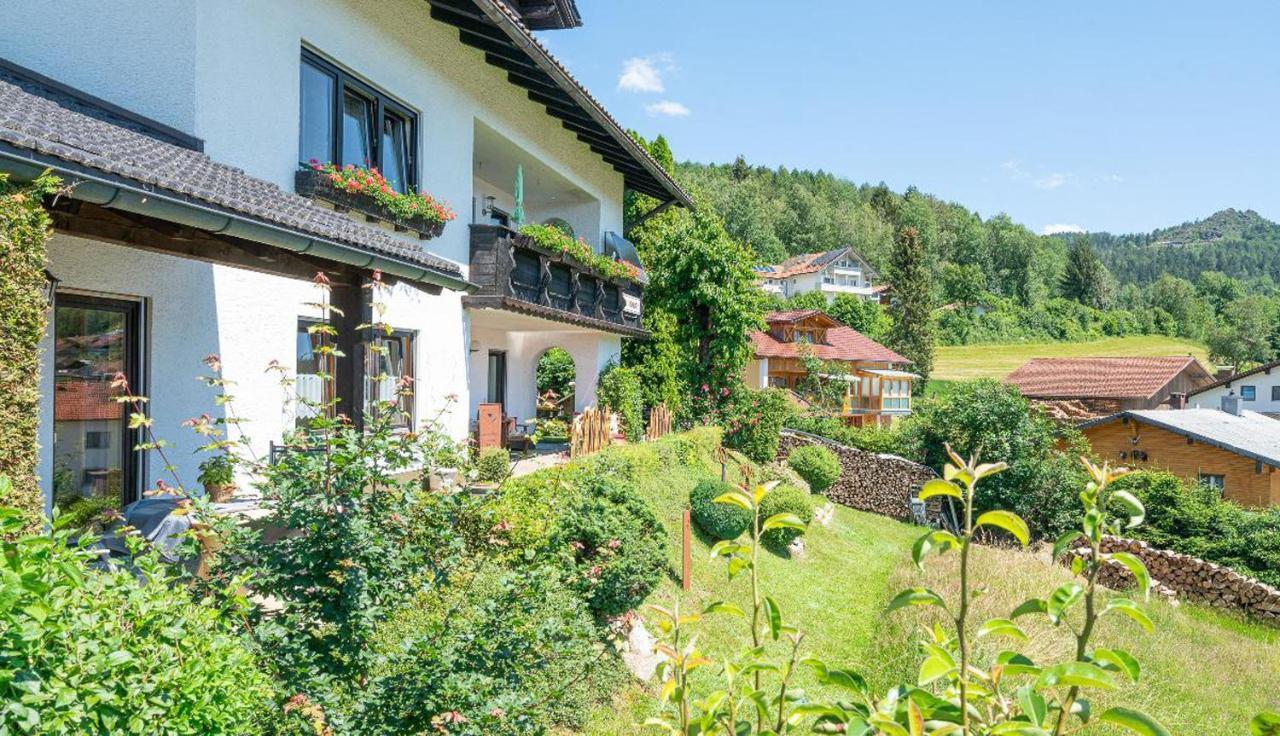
[785, 413, 908, 455]
[0, 480, 275, 734]
[519, 222, 636, 281]
[303, 160, 454, 224]
[475, 447, 511, 484]
[598, 363, 645, 442]
[786, 444, 841, 494]
[703, 385, 791, 464]
[754, 460, 810, 494]
[757, 484, 812, 549]
[534, 417, 569, 442]
[197, 453, 235, 487]
[690, 478, 753, 540]
[548, 475, 666, 617]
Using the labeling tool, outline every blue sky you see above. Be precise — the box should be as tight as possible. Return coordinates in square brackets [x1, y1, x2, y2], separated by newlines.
[540, 1, 1280, 235]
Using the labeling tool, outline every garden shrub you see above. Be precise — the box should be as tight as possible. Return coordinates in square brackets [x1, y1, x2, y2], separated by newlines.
[756, 484, 813, 549]
[0, 173, 58, 528]
[1116, 470, 1280, 588]
[755, 461, 810, 494]
[787, 444, 841, 494]
[534, 417, 568, 442]
[598, 363, 645, 442]
[548, 475, 666, 616]
[720, 386, 790, 463]
[475, 447, 510, 484]
[578, 441, 660, 484]
[690, 478, 752, 540]
[784, 413, 908, 455]
[0, 496, 275, 734]
[358, 560, 625, 735]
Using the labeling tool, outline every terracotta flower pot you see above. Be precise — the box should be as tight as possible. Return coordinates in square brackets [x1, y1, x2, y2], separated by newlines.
[204, 483, 237, 503]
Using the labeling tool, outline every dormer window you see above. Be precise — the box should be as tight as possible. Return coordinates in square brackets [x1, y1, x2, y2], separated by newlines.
[299, 49, 418, 193]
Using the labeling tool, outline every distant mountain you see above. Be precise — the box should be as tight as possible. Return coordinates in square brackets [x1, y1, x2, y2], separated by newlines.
[1087, 209, 1280, 285]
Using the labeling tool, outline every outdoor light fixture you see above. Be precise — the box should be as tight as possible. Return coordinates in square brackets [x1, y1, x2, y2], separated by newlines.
[481, 195, 496, 216]
[41, 269, 59, 306]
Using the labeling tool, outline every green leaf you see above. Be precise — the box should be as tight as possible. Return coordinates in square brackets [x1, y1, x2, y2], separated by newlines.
[977, 618, 1027, 641]
[1010, 598, 1047, 619]
[1110, 490, 1146, 528]
[804, 658, 869, 695]
[975, 510, 1030, 547]
[1052, 530, 1083, 562]
[1251, 712, 1280, 736]
[1098, 707, 1171, 736]
[1036, 661, 1117, 690]
[1046, 583, 1084, 624]
[1107, 552, 1152, 599]
[713, 492, 752, 511]
[918, 478, 962, 500]
[1016, 686, 1047, 727]
[1093, 648, 1140, 683]
[911, 529, 961, 569]
[703, 601, 746, 618]
[886, 587, 947, 613]
[761, 513, 806, 532]
[1103, 598, 1154, 632]
[762, 595, 782, 641]
[918, 655, 954, 685]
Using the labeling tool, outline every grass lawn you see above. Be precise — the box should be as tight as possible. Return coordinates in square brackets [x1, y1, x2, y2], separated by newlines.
[931, 334, 1211, 383]
[571, 449, 1280, 734]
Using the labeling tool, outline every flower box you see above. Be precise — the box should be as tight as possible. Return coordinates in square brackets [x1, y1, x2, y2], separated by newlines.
[296, 167, 449, 241]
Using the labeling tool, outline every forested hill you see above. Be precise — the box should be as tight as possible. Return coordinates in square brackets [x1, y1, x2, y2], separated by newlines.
[1087, 209, 1280, 285]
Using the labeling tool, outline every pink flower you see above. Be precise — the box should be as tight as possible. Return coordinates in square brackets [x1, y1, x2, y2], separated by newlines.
[701, 384, 710, 393]
[607, 538, 621, 550]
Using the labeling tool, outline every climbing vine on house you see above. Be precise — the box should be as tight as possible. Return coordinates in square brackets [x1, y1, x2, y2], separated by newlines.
[0, 171, 58, 528]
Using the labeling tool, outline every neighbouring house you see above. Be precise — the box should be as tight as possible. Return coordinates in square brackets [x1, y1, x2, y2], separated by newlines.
[1005, 356, 1214, 421]
[1188, 358, 1280, 419]
[743, 310, 915, 427]
[755, 246, 879, 302]
[1079, 398, 1280, 507]
[0, 0, 691, 517]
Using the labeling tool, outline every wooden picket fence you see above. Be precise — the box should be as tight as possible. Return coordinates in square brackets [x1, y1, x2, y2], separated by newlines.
[646, 402, 673, 441]
[570, 406, 612, 458]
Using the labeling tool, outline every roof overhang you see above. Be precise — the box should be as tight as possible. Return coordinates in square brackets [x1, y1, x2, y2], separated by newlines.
[424, 0, 693, 207]
[1079, 411, 1280, 468]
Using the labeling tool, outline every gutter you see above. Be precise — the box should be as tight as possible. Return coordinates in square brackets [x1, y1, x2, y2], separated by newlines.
[0, 145, 477, 294]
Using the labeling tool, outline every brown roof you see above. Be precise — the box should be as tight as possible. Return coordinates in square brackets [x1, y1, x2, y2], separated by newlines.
[752, 315, 909, 365]
[757, 246, 877, 280]
[764, 309, 837, 325]
[54, 381, 123, 422]
[1006, 356, 1209, 400]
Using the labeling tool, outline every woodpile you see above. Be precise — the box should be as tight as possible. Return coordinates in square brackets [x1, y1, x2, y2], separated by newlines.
[1067, 535, 1280, 625]
[777, 430, 939, 523]
[1033, 398, 1121, 422]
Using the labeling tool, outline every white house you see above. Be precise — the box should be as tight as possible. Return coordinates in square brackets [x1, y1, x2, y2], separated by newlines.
[755, 246, 880, 302]
[0, 0, 690, 518]
[1188, 359, 1280, 419]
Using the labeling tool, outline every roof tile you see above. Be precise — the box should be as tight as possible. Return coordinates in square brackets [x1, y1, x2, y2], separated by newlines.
[1006, 356, 1206, 399]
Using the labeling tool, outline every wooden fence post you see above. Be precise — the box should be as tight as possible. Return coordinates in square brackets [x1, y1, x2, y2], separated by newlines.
[682, 509, 692, 591]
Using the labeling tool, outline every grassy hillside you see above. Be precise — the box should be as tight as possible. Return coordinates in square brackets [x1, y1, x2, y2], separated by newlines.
[932, 334, 1210, 382]
[572, 444, 1280, 734]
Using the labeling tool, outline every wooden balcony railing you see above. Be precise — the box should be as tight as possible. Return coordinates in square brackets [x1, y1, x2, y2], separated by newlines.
[466, 225, 646, 336]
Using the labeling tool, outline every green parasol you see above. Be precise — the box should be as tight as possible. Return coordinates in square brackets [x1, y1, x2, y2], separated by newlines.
[512, 164, 525, 226]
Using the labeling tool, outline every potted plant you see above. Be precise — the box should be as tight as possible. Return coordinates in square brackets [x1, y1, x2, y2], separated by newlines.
[296, 161, 455, 240]
[197, 454, 237, 502]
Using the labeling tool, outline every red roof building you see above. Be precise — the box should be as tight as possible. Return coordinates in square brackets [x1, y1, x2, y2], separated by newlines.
[745, 311, 915, 427]
[1005, 356, 1215, 421]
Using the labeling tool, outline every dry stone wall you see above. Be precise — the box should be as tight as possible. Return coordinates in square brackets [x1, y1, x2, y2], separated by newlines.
[1069, 536, 1280, 625]
[776, 430, 938, 523]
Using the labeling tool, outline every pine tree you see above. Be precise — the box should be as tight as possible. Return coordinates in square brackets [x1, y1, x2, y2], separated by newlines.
[1060, 235, 1106, 306]
[887, 226, 935, 389]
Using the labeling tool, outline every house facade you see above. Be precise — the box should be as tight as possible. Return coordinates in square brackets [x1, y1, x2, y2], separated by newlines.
[0, 0, 689, 518]
[1079, 404, 1280, 508]
[1188, 358, 1280, 419]
[755, 247, 879, 302]
[743, 310, 915, 427]
[1005, 356, 1214, 421]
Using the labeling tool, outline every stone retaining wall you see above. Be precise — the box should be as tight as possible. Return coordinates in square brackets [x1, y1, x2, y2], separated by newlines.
[776, 430, 938, 523]
[1070, 536, 1280, 625]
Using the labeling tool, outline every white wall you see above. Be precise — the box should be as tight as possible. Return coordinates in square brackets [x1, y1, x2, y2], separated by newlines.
[1193, 373, 1280, 415]
[39, 235, 468, 504]
[467, 321, 620, 422]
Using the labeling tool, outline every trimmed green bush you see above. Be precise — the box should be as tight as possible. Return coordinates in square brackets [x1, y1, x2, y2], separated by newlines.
[757, 484, 813, 549]
[475, 447, 510, 484]
[0, 497, 276, 734]
[598, 364, 645, 442]
[787, 445, 841, 494]
[690, 478, 752, 540]
[721, 387, 791, 463]
[548, 475, 666, 616]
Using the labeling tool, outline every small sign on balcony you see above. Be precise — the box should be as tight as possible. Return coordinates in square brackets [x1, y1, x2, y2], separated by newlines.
[623, 293, 642, 317]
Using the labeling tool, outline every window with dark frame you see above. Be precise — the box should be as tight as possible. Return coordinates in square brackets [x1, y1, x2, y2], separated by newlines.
[295, 319, 336, 426]
[366, 330, 416, 430]
[1272, 385, 1280, 402]
[299, 49, 418, 194]
[1241, 385, 1257, 401]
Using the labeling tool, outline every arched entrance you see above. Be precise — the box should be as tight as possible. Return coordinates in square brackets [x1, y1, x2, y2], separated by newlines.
[535, 346, 576, 419]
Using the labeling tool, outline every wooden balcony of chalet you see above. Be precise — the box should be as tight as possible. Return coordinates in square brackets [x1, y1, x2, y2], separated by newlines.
[463, 224, 648, 337]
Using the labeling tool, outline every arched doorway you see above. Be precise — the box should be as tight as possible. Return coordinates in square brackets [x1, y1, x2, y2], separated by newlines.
[535, 346, 576, 419]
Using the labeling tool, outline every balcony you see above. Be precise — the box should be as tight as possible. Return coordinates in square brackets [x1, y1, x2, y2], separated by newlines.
[463, 224, 647, 337]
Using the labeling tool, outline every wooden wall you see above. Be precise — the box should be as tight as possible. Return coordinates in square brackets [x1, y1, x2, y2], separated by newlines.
[1082, 418, 1280, 507]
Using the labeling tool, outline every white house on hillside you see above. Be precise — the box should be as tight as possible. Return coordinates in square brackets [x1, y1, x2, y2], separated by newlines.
[1189, 359, 1280, 419]
[0, 0, 691, 517]
[755, 246, 880, 302]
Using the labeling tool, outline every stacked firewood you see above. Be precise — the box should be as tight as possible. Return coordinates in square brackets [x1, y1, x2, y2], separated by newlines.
[1067, 535, 1280, 625]
[776, 430, 938, 523]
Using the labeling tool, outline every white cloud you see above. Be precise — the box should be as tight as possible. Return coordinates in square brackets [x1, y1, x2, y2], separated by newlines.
[1102, 173, 1124, 184]
[618, 54, 675, 93]
[1001, 160, 1029, 180]
[645, 100, 691, 117]
[1041, 223, 1086, 236]
[1034, 173, 1069, 190]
